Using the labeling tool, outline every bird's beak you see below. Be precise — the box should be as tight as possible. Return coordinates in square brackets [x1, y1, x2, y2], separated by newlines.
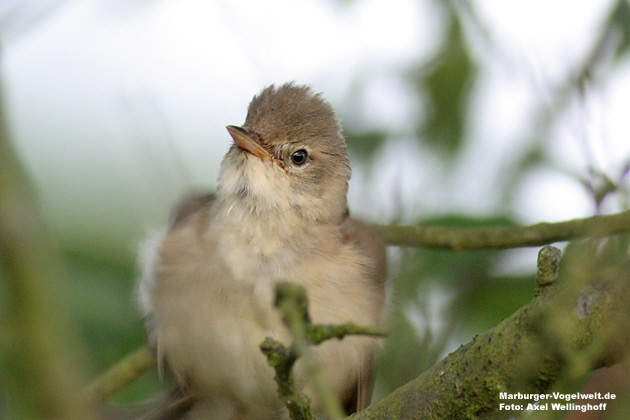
[226, 125, 274, 162]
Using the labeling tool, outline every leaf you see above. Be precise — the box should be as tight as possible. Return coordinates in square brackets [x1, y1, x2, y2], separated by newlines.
[610, 0, 630, 60]
[412, 6, 476, 156]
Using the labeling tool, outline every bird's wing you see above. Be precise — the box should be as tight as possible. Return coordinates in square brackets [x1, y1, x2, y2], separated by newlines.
[139, 191, 216, 350]
[135, 193, 217, 419]
[169, 192, 216, 228]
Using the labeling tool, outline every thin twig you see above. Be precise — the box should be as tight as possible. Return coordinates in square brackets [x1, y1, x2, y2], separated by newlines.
[84, 346, 155, 402]
[262, 283, 388, 420]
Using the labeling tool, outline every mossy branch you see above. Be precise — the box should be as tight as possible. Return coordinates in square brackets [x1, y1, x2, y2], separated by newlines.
[307, 323, 389, 345]
[350, 245, 630, 419]
[373, 210, 630, 250]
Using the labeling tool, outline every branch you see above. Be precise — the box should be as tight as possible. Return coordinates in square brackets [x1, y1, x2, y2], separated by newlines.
[259, 337, 315, 420]
[350, 245, 630, 419]
[307, 323, 388, 345]
[84, 346, 155, 402]
[373, 210, 630, 250]
[261, 283, 388, 420]
[84, 288, 387, 409]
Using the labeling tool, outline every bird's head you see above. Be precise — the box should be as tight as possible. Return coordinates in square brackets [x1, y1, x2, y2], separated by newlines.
[217, 83, 350, 224]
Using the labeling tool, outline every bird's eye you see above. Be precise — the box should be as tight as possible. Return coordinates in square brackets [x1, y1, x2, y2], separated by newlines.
[290, 149, 308, 166]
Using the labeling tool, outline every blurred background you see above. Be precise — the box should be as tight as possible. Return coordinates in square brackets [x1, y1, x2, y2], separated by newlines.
[1, 0, 630, 418]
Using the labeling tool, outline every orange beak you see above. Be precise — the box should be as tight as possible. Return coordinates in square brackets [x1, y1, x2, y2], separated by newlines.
[226, 125, 274, 162]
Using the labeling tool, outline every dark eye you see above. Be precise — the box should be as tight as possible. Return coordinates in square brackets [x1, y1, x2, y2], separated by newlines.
[290, 149, 308, 166]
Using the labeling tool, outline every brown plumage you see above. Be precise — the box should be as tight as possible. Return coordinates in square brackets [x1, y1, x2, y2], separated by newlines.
[137, 83, 386, 419]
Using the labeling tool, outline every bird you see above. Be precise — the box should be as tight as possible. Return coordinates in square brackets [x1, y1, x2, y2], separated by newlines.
[136, 83, 387, 419]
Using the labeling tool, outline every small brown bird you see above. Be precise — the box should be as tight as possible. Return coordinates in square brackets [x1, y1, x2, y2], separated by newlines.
[137, 83, 386, 419]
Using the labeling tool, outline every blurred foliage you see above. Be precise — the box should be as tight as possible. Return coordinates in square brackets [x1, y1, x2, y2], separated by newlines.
[60, 250, 165, 403]
[345, 130, 389, 161]
[411, 3, 475, 156]
[609, 0, 630, 60]
[345, 1, 476, 160]
[376, 215, 533, 396]
[369, 3, 630, 406]
[63, 252, 141, 368]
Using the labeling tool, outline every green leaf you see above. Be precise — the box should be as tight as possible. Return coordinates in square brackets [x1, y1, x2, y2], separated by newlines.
[610, 0, 630, 60]
[412, 7, 476, 156]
